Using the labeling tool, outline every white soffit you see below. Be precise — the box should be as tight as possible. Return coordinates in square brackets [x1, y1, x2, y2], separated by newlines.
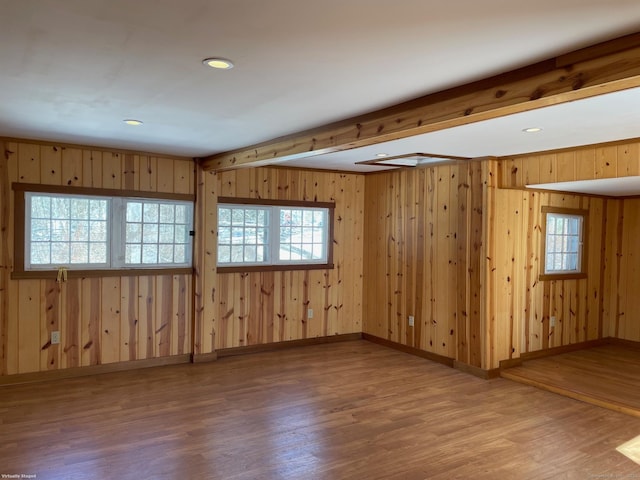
[527, 176, 640, 197]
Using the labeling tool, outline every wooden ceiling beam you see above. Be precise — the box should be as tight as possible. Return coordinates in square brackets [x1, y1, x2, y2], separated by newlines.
[201, 33, 640, 172]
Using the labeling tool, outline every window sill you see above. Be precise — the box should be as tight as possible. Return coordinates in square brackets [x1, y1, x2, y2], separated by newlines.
[216, 263, 334, 274]
[11, 267, 194, 280]
[538, 272, 587, 281]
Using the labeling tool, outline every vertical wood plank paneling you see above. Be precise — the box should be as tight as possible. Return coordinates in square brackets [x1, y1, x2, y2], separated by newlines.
[101, 277, 120, 364]
[0, 141, 13, 375]
[101, 152, 121, 189]
[2, 140, 194, 379]
[40, 145, 62, 185]
[63, 279, 81, 368]
[158, 275, 173, 357]
[83, 151, 103, 188]
[17, 280, 40, 373]
[121, 277, 138, 362]
[176, 275, 187, 355]
[196, 166, 363, 353]
[61, 148, 83, 187]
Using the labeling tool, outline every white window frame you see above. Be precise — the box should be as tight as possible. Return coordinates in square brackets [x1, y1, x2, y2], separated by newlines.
[217, 197, 334, 272]
[540, 207, 588, 280]
[13, 184, 195, 279]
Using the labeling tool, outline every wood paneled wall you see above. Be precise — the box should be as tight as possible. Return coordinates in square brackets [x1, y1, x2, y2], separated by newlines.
[193, 168, 364, 354]
[499, 140, 640, 188]
[0, 140, 194, 375]
[603, 198, 640, 343]
[495, 139, 640, 367]
[362, 162, 485, 367]
[486, 188, 606, 368]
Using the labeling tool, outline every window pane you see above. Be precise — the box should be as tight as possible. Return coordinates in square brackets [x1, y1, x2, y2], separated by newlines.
[174, 244, 186, 263]
[231, 227, 244, 244]
[143, 224, 158, 243]
[71, 220, 89, 241]
[174, 224, 186, 243]
[126, 244, 141, 264]
[244, 245, 256, 262]
[89, 243, 107, 263]
[31, 219, 50, 241]
[127, 202, 142, 222]
[51, 197, 70, 219]
[159, 204, 174, 223]
[142, 244, 158, 263]
[31, 243, 50, 264]
[70, 243, 88, 264]
[231, 209, 244, 225]
[143, 203, 158, 223]
[219, 208, 231, 226]
[90, 221, 107, 242]
[31, 196, 50, 218]
[218, 245, 231, 263]
[51, 242, 69, 263]
[219, 226, 231, 244]
[90, 200, 107, 220]
[70, 199, 89, 219]
[51, 220, 69, 241]
[126, 223, 142, 243]
[159, 224, 174, 243]
[175, 205, 187, 224]
[231, 245, 243, 262]
[159, 244, 174, 263]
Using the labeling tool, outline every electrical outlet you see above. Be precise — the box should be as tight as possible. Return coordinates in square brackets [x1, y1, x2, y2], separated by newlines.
[550, 316, 556, 328]
[408, 315, 415, 327]
[51, 331, 60, 345]
[307, 308, 313, 319]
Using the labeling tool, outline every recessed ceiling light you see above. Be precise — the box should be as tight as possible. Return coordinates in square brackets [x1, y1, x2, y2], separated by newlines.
[123, 119, 143, 126]
[376, 153, 388, 157]
[523, 127, 542, 133]
[202, 57, 234, 70]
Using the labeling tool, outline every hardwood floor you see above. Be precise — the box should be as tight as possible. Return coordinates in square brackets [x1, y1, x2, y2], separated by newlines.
[1, 340, 639, 479]
[501, 344, 640, 418]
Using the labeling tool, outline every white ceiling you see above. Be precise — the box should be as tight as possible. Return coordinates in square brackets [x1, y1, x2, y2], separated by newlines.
[527, 176, 640, 197]
[2, 0, 640, 167]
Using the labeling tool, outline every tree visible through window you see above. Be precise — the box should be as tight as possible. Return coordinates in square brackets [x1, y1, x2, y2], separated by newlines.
[22, 191, 193, 272]
[217, 198, 334, 271]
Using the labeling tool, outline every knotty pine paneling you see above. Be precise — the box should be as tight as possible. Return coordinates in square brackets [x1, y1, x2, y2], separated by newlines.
[603, 198, 640, 342]
[362, 164, 485, 366]
[193, 168, 364, 353]
[500, 139, 640, 188]
[0, 140, 194, 375]
[487, 188, 607, 368]
[498, 142, 640, 357]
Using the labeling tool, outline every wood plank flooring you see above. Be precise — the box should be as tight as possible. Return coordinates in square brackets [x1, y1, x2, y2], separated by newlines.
[1, 340, 639, 479]
[501, 344, 640, 418]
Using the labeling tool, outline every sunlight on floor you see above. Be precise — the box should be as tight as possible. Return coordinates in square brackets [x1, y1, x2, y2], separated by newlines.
[617, 434, 640, 466]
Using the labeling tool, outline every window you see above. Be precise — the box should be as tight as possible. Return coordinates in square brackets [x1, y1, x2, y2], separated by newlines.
[540, 207, 587, 280]
[13, 184, 194, 278]
[217, 197, 334, 272]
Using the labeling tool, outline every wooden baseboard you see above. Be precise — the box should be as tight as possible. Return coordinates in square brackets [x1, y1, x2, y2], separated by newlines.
[192, 351, 218, 363]
[454, 360, 500, 379]
[605, 337, 640, 350]
[518, 338, 607, 362]
[215, 333, 363, 358]
[0, 354, 191, 387]
[362, 333, 455, 368]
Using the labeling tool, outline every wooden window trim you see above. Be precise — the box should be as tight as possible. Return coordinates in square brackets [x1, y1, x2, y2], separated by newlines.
[12, 183, 195, 279]
[216, 197, 335, 273]
[539, 206, 589, 281]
